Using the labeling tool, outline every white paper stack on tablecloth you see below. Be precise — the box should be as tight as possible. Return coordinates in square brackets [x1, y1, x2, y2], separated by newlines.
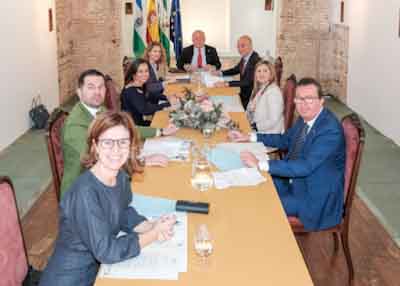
[212, 167, 266, 189]
[141, 137, 191, 161]
[210, 96, 244, 112]
[98, 212, 187, 280]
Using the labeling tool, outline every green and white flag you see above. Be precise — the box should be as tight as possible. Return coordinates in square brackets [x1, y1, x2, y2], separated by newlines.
[158, 0, 171, 65]
[133, 0, 146, 58]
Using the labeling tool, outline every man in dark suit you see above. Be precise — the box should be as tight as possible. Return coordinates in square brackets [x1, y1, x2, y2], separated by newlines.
[177, 30, 221, 71]
[229, 78, 345, 231]
[214, 35, 260, 109]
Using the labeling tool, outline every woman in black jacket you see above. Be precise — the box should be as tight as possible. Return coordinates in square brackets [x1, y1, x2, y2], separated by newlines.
[121, 59, 171, 126]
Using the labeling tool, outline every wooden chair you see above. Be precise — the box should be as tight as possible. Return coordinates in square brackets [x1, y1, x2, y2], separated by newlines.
[282, 74, 297, 131]
[0, 176, 28, 286]
[104, 75, 120, 111]
[274, 56, 283, 87]
[268, 74, 297, 159]
[46, 109, 68, 202]
[288, 113, 366, 286]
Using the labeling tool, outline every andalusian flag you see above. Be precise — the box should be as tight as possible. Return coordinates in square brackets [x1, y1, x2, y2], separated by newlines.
[133, 0, 146, 58]
[158, 0, 171, 65]
[146, 0, 160, 43]
[170, 0, 183, 62]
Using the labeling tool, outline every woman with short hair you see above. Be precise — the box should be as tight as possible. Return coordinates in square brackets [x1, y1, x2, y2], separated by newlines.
[39, 111, 176, 286]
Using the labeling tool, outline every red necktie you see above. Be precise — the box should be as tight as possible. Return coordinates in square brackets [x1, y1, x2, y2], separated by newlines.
[197, 48, 203, 68]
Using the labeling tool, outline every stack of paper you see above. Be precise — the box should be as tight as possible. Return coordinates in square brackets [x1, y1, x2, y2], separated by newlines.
[212, 168, 267, 189]
[98, 212, 187, 280]
[201, 72, 223, 87]
[210, 96, 244, 112]
[141, 137, 191, 161]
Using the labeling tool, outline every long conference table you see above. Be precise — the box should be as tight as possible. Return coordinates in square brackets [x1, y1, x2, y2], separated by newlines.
[95, 84, 313, 286]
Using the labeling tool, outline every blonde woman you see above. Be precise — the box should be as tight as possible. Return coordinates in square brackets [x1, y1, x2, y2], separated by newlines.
[246, 60, 284, 133]
[143, 42, 168, 96]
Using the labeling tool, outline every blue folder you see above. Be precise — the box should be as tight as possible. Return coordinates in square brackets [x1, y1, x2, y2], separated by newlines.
[130, 193, 176, 218]
[207, 146, 245, 171]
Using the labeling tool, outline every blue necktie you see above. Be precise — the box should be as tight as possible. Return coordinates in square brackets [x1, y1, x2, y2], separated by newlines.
[287, 123, 309, 160]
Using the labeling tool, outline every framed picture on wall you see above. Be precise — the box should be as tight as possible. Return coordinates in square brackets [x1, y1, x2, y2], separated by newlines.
[125, 2, 133, 15]
[48, 8, 53, 32]
[265, 0, 273, 11]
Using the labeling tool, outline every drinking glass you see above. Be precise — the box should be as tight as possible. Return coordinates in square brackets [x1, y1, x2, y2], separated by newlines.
[202, 126, 215, 139]
[191, 155, 213, 192]
[194, 224, 213, 259]
[183, 64, 192, 72]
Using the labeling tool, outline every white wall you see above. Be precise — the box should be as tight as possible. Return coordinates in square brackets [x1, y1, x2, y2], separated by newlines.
[346, 0, 400, 145]
[181, 0, 231, 54]
[229, 0, 277, 58]
[0, 0, 59, 151]
[122, 0, 278, 59]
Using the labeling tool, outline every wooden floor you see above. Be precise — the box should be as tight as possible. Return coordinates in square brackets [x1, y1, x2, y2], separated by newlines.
[21, 187, 400, 286]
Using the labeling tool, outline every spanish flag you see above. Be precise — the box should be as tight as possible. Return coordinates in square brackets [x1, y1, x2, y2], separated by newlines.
[146, 0, 160, 43]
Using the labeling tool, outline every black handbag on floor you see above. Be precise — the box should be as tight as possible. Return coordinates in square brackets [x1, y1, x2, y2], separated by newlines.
[23, 266, 42, 286]
[29, 96, 50, 129]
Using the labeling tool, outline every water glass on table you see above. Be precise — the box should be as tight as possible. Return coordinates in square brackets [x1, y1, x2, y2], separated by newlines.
[191, 155, 213, 192]
[194, 224, 213, 259]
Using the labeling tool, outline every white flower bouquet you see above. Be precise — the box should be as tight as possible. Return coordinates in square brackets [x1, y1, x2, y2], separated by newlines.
[169, 88, 237, 131]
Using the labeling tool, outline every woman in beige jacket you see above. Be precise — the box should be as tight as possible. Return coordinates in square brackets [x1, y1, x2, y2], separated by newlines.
[246, 60, 284, 134]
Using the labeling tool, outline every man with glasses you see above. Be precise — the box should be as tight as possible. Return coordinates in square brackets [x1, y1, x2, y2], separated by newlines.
[228, 77, 345, 231]
[61, 69, 177, 197]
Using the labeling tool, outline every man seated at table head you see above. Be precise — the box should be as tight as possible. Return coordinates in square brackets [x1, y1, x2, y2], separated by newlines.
[60, 69, 178, 197]
[176, 30, 221, 72]
[213, 35, 261, 109]
[228, 77, 345, 231]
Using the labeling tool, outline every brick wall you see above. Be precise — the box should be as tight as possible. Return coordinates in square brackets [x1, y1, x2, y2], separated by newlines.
[55, 0, 123, 103]
[277, 0, 349, 102]
[319, 24, 349, 102]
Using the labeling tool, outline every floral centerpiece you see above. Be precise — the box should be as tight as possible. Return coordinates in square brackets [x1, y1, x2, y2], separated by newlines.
[170, 88, 237, 132]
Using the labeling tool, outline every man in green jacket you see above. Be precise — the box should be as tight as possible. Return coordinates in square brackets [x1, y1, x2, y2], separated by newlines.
[60, 69, 177, 197]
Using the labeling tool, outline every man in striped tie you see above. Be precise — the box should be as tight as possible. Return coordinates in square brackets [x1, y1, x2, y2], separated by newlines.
[228, 77, 345, 231]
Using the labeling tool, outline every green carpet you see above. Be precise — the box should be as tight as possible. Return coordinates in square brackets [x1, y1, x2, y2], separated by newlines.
[0, 130, 51, 217]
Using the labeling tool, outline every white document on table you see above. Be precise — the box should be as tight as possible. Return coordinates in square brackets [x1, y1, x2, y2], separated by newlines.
[201, 72, 223, 87]
[215, 142, 269, 164]
[212, 167, 267, 189]
[98, 212, 187, 280]
[141, 137, 191, 161]
[210, 96, 244, 112]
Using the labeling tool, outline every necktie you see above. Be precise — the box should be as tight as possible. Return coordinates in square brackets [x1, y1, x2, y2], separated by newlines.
[287, 123, 309, 160]
[239, 58, 245, 75]
[197, 48, 203, 68]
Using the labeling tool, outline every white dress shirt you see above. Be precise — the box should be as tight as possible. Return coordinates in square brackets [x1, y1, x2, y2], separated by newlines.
[81, 102, 100, 117]
[191, 46, 207, 67]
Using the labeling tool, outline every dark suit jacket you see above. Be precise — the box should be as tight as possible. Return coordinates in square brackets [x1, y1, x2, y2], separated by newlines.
[146, 65, 164, 96]
[222, 51, 261, 109]
[257, 108, 346, 231]
[177, 45, 221, 70]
